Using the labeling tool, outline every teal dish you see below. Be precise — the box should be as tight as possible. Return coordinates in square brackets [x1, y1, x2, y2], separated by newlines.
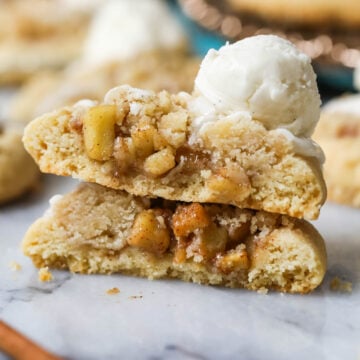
[314, 63, 357, 93]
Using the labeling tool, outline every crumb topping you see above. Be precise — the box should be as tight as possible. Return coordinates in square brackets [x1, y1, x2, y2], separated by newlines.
[9, 261, 22, 271]
[330, 277, 352, 293]
[38, 266, 53, 282]
[106, 287, 120, 295]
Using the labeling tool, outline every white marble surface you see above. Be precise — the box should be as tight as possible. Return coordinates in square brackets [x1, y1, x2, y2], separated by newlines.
[0, 174, 360, 360]
[1, 88, 360, 360]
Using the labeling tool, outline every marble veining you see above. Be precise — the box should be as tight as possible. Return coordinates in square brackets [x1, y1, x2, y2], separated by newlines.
[1, 175, 360, 360]
[0, 272, 71, 313]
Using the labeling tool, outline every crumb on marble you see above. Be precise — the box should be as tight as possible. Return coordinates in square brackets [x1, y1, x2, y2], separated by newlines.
[330, 277, 352, 293]
[106, 287, 120, 295]
[129, 295, 143, 299]
[9, 261, 22, 271]
[257, 287, 268, 295]
[38, 267, 53, 282]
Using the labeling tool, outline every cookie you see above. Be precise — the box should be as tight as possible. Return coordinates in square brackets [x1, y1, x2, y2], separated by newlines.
[9, 51, 200, 123]
[23, 85, 326, 220]
[0, 0, 94, 84]
[0, 128, 39, 204]
[313, 94, 360, 207]
[22, 182, 327, 294]
[227, 0, 360, 29]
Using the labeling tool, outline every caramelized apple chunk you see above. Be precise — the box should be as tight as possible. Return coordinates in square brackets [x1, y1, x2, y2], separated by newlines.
[127, 209, 170, 255]
[143, 147, 175, 177]
[83, 105, 118, 161]
[191, 223, 228, 261]
[215, 244, 249, 273]
[172, 203, 211, 237]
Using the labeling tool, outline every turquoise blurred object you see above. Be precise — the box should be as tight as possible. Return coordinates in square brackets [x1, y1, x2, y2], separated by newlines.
[168, 0, 226, 57]
[314, 64, 356, 94]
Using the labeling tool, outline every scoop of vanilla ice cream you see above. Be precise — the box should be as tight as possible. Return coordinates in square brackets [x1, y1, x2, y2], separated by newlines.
[195, 35, 321, 137]
[83, 0, 186, 66]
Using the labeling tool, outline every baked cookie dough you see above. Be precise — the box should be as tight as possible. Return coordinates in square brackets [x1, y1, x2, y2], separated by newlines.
[0, 127, 39, 204]
[22, 182, 327, 294]
[313, 94, 360, 207]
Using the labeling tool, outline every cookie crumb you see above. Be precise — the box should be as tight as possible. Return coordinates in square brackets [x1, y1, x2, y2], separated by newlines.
[330, 277, 352, 293]
[257, 287, 268, 295]
[9, 261, 22, 271]
[38, 267, 53, 282]
[106, 287, 120, 295]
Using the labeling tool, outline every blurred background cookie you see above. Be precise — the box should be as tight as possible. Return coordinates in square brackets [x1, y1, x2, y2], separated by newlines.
[225, 0, 360, 29]
[0, 0, 102, 84]
[9, 53, 199, 123]
[314, 94, 360, 207]
[0, 126, 39, 204]
[8, 0, 199, 123]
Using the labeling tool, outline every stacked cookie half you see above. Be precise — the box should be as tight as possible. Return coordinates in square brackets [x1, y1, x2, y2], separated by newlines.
[22, 35, 327, 293]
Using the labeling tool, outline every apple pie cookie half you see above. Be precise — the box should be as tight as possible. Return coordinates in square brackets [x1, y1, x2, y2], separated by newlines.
[23, 85, 326, 219]
[22, 183, 327, 293]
